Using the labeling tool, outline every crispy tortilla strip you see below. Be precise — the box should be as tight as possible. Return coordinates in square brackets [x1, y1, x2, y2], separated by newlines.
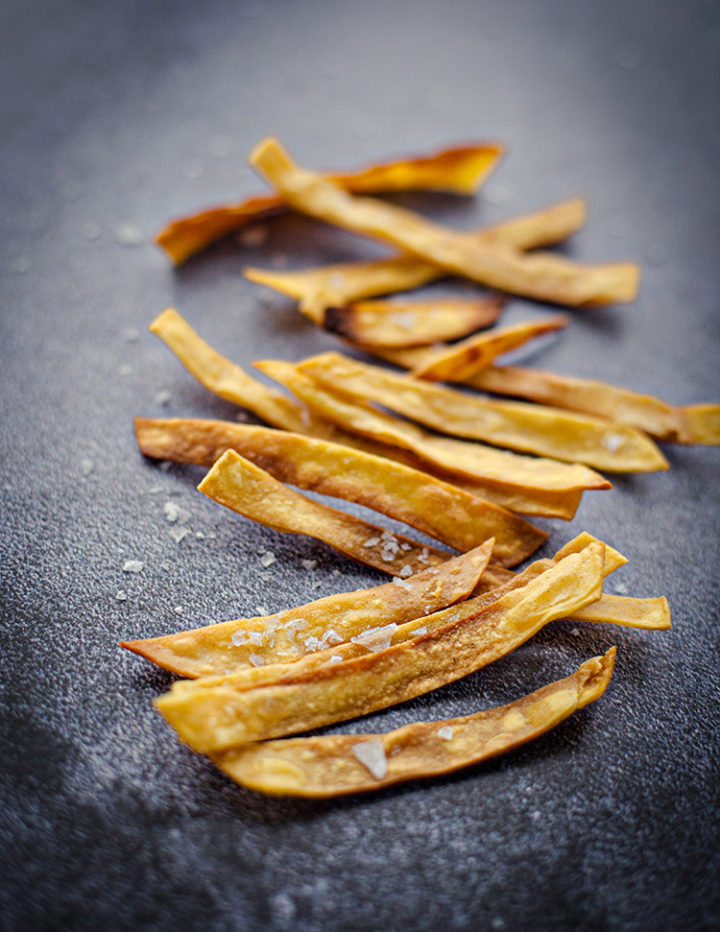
[298, 353, 667, 472]
[156, 543, 612, 750]
[256, 359, 611, 494]
[135, 418, 546, 566]
[120, 542, 494, 677]
[249, 139, 639, 308]
[156, 142, 504, 264]
[211, 648, 616, 797]
[245, 197, 587, 320]
[198, 449, 468, 577]
[411, 316, 568, 381]
[573, 595, 671, 629]
[149, 309, 583, 518]
[323, 296, 504, 348]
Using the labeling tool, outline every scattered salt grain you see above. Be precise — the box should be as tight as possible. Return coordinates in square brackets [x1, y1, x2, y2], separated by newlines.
[304, 635, 321, 652]
[154, 389, 172, 406]
[351, 623, 397, 652]
[174, 606, 183, 615]
[418, 547, 431, 565]
[392, 576, 413, 591]
[164, 501, 191, 525]
[352, 738, 388, 780]
[392, 311, 417, 330]
[116, 590, 127, 601]
[400, 542, 412, 551]
[80, 458, 94, 477]
[328, 655, 343, 665]
[601, 434, 624, 452]
[412, 626, 427, 636]
[362, 537, 381, 548]
[238, 224, 268, 248]
[122, 560, 144, 574]
[571, 627, 581, 637]
[399, 564, 413, 578]
[301, 559, 317, 570]
[331, 568, 341, 576]
[258, 571, 272, 582]
[230, 631, 248, 647]
[169, 526, 189, 544]
[256, 606, 269, 616]
[246, 631, 263, 646]
[195, 531, 205, 540]
[259, 551, 276, 568]
[322, 628, 343, 646]
[437, 726, 454, 740]
[114, 223, 144, 247]
[206, 531, 217, 540]
[249, 654, 265, 668]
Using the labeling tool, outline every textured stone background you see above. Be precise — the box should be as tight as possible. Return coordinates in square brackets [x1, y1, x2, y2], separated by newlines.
[1, 0, 718, 929]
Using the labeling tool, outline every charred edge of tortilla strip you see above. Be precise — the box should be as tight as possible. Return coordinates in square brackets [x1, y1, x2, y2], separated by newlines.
[198, 449, 461, 577]
[249, 138, 639, 307]
[134, 418, 546, 566]
[155, 544, 609, 750]
[120, 539, 494, 678]
[156, 142, 504, 264]
[411, 316, 569, 381]
[255, 358, 612, 494]
[297, 352, 667, 473]
[210, 648, 615, 797]
[322, 295, 505, 349]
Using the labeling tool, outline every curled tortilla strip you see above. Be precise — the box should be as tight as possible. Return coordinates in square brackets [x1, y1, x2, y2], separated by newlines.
[198, 449, 466, 577]
[322, 295, 504, 348]
[256, 359, 610, 496]
[249, 139, 639, 308]
[155, 543, 612, 750]
[156, 142, 504, 264]
[298, 353, 667, 473]
[135, 418, 547, 566]
[244, 197, 587, 320]
[211, 648, 616, 797]
[410, 316, 568, 381]
[120, 542, 494, 677]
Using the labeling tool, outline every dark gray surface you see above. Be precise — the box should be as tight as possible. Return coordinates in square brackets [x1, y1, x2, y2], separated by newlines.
[1, 0, 719, 930]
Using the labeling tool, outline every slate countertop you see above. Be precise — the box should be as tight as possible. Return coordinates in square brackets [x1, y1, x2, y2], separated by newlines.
[1, 1, 718, 929]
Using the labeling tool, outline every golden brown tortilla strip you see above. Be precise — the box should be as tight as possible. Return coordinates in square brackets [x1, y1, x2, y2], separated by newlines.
[156, 142, 504, 264]
[198, 449, 465, 577]
[135, 418, 547, 566]
[244, 197, 587, 319]
[410, 316, 568, 381]
[249, 139, 639, 308]
[155, 543, 613, 750]
[322, 295, 504, 348]
[297, 353, 667, 473]
[211, 648, 616, 797]
[120, 541, 494, 677]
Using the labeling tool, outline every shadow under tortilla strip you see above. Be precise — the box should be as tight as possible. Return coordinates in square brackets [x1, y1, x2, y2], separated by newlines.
[155, 543, 612, 751]
[135, 418, 547, 566]
[249, 138, 639, 308]
[244, 197, 587, 320]
[322, 295, 505, 348]
[410, 315, 568, 381]
[211, 647, 616, 797]
[155, 142, 504, 265]
[198, 449, 465, 577]
[120, 540, 494, 678]
[298, 352, 668, 473]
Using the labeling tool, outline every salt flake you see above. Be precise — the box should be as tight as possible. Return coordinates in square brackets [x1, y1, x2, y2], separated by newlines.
[351, 623, 397, 652]
[352, 738, 388, 780]
[249, 654, 265, 667]
[437, 726, 454, 740]
[122, 560, 144, 574]
[259, 551, 276, 568]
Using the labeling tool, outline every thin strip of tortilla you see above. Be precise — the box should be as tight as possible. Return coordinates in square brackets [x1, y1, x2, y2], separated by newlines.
[322, 295, 505, 348]
[120, 541, 494, 677]
[211, 648, 615, 797]
[155, 542, 611, 750]
[156, 142, 504, 264]
[249, 138, 639, 308]
[244, 197, 587, 320]
[297, 353, 666, 473]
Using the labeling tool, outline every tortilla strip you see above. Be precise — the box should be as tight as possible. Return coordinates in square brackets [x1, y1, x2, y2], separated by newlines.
[211, 648, 616, 797]
[410, 316, 568, 381]
[120, 541, 494, 677]
[244, 197, 587, 320]
[149, 309, 584, 518]
[156, 543, 612, 751]
[249, 138, 639, 308]
[256, 359, 611, 494]
[135, 418, 547, 566]
[298, 353, 667, 473]
[156, 143, 504, 264]
[322, 295, 504, 348]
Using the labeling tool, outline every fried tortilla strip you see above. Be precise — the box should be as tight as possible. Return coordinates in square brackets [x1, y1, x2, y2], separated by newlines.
[135, 418, 547, 566]
[120, 542, 494, 677]
[198, 449, 467, 577]
[298, 353, 667, 473]
[322, 295, 504, 348]
[255, 359, 603, 520]
[410, 316, 568, 381]
[156, 543, 613, 750]
[244, 197, 587, 320]
[156, 142, 504, 264]
[211, 648, 616, 797]
[249, 139, 639, 308]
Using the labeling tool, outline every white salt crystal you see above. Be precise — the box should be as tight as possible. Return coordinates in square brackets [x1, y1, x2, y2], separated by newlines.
[238, 224, 268, 248]
[206, 531, 217, 540]
[116, 590, 127, 601]
[154, 389, 172, 406]
[322, 628, 343, 646]
[164, 501, 191, 525]
[399, 564, 413, 578]
[248, 631, 264, 646]
[174, 606, 183, 615]
[301, 559, 317, 570]
[328, 655, 343, 664]
[351, 623, 397, 652]
[418, 547, 431, 565]
[249, 654, 265, 667]
[114, 223, 144, 247]
[230, 631, 248, 647]
[169, 526, 189, 544]
[122, 560, 144, 574]
[352, 737, 388, 780]
[195, 531, 205, 539]
[392, 577, 413, 591]
[571, 627, 581, 637]
[400, 542, 412, 551]
[259, 551, 276, 568]
[362, 537, 381, 548]
[256, 606, 269, 616]
[331, 568, 341, 576]
[304, 635, 321, 652]
[601, 433, 624, 452]
[437, 725, 454, 740]
[80, 458, 94, 477]
[412, 626, 427, 636]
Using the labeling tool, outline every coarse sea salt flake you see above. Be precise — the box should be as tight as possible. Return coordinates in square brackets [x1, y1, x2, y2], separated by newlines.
[412, 626, 427, 636]
[169, 526, 189, 544]
[249, 654, 265, 668]
[248, 631, 264, 646]
[260, 551, 276, 568]
[230, 631, 248, 647]
[399, 564, 413, 577]
[122, 560, 144, 574]
[301, 559, 317, 570]
[437, 726, 454, 740]
[352, 738, 388, 780]
[392, 577, 413, 591]
[116, 590, 127, 601]
[362, 537, 381, 548]
[81, 458, 94, 477]
[328, 655, 343, 665]
[601, 433, 624, 452]
[351, 623, 397, 652]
